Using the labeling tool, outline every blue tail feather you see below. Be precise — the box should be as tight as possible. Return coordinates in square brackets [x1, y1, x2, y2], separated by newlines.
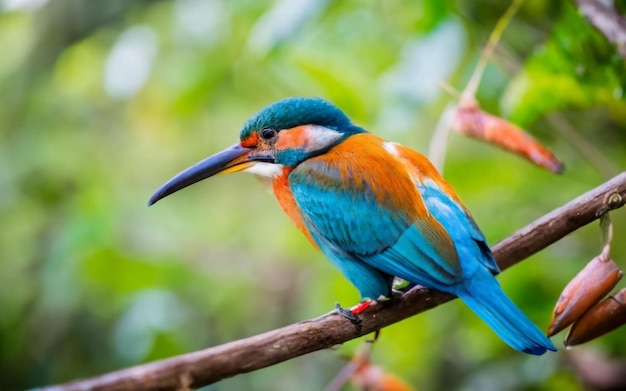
[456, 268, 557, 355]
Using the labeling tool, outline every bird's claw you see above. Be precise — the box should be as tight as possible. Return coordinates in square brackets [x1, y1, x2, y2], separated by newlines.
[335, 303, 362, 325]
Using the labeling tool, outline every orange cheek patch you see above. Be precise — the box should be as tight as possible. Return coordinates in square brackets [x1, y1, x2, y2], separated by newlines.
[275, 126, 309, 150]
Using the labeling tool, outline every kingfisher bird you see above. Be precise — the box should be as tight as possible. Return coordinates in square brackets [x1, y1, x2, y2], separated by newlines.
[149, 97, 556, 355]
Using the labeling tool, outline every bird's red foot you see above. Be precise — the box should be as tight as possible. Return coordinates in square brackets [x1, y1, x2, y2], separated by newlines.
[350, 300, 372, 315]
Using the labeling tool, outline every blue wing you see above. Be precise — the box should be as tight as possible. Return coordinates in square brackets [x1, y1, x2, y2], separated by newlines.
[417, 181, 499, 275]
[357, 180, 498, 290]
[289, 158, 466, 297]
[289, 167, 408, 255]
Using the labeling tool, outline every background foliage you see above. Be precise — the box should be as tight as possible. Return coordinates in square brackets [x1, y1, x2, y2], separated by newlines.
[1, 0, 625, 390]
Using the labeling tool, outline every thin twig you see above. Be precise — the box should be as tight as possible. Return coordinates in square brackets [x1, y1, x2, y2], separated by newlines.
[41, 172, 626, 391]
[463, 0, 524, 100]
[427, 103, 457, 173]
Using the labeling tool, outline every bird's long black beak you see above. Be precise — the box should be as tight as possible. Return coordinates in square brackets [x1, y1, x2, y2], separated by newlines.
[148, 143, 254, 206]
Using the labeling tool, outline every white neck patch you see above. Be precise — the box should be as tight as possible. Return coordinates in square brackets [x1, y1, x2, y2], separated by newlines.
[243, 162, 284, 178]
[302, 125, 343, 153]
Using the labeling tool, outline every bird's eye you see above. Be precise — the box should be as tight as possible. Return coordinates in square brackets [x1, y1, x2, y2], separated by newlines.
[261, 128, 277, 140]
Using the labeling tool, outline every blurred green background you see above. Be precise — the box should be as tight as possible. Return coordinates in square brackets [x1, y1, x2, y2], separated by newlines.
[1, 0, 625, 390]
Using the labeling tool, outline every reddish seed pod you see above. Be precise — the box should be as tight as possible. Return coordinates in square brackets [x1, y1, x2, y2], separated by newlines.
[565, 288, 626, 346]
[453, 99, 564, 174]
[548, 256, 623, 337]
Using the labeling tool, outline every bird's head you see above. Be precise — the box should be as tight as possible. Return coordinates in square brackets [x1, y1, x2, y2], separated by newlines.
[148, 97, 364, 205]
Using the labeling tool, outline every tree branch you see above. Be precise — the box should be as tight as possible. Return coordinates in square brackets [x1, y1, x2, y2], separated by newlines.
[574, 0, 626, 58]
[42, 172, 626, 391]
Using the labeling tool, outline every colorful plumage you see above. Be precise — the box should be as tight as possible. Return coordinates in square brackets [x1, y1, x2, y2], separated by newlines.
[149, 97, 556, 355]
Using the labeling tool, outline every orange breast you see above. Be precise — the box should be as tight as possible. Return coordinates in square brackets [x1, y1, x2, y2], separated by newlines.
[272, 166, 317, 247]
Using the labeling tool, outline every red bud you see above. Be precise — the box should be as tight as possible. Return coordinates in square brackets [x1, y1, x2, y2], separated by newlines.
[453, 100, 564, 173]
[565, 288, 626, 346]
[548, 256, 622, 336]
